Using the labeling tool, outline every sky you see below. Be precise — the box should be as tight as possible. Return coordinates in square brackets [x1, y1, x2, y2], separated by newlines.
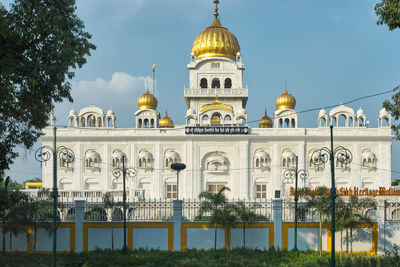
[4, 0, 400, 183]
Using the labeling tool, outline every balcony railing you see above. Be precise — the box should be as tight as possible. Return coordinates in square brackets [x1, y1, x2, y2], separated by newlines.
[184, 87, 248, 97]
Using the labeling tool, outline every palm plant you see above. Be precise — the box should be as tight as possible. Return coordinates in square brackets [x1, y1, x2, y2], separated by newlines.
[344, 195, 377, 255]
[334, 197, 348, 261]
[198, 186, 231, 252]
[233, 201, 268, 249]
[103, 193, 118, 250]
[302, 186, 330, 257]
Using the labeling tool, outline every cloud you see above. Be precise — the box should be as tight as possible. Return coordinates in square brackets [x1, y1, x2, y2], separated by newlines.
[55, 72, 152, 128]
[74, 72, 151, 95]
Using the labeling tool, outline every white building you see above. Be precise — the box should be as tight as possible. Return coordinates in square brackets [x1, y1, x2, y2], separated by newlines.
[40, 3, 392, 201]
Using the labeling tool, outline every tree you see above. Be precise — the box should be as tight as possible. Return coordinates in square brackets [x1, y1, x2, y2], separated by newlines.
[0, 0, 95, 172]
[343, 195, 377, 256]
[392, 179, 400, 186]
[375, 0, 400, 31]
[0, 175, 27, 255]
[21, 190, 53, 252]
[232, 201, 268, 249]
[198, 186, 231, 252]
[103, 193, 118, 251]
[383, 86, 400, 139]
[302, 186, 331, 257]
[335, 197, 349, 261]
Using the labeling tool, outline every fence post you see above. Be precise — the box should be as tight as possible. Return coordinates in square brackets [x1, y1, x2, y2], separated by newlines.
[377, 199, 386, 254]
[173, 200, 183, 251]
[75, 200, 85, 252]
[273, 199, 283, 249]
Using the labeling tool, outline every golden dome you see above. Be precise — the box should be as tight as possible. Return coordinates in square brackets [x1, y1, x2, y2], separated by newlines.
[259, 110, 273, 128]
[137, 90, 158, 110]
[159, 110, 174, 128]
[275, 90, 296, 111]
[192, 7, 240, 61]
[211, 115, 221, 125]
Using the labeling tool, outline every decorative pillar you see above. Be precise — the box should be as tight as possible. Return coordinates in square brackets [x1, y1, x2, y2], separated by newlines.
[377, 199, 386, 254]
[273, 199, 283, 249]
[173, 200, 183, 251]
[74, 200, 85, 252]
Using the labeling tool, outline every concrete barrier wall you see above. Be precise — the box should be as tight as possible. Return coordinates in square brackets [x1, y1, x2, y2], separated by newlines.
[0, 223, 74, 253]
[0, 199, 397, 254]
[181, 222, 274, 251]
[83, 222, 173, 251]
[382, 222, 400, 252]
[282, 222, 378, 254]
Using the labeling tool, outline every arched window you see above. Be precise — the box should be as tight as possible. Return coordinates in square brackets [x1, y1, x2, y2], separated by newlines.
[240, 118, 246, 126]
[279, 119, 283, 128]
[392, 209, 400, 221]
[88, 115, 96, 127]
[224, 115, 231, 122]
[97, 117, 102, 127]
[285, 118, 290, 128]
[202, 115, 209, 122]
[211, 78, 220, 88]
[138, 119, 142, 128]
[81, 117, 86, 127]
[224, 78, 232, 88]
[151, 119, 155, 128]
[338, 114, 346, 127]
[144, 119, 149, 128]
[348, 117, 353, 127]
[291, 119, 295, 128]
[200, 78, 208, 88]
[187, 118, 194, 125]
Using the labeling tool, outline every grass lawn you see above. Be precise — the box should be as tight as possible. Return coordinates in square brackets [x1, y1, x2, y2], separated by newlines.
[1, 249, 399, 267]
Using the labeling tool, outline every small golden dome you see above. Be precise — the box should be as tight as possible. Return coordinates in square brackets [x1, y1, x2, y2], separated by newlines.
[159, 110, 174, 128]
[192, 16, 240, 60]
[211, 115, 221, 125]
[259, 110, 273, 128]
[275, 90, 296, 110]
[137, 90, 158, 110]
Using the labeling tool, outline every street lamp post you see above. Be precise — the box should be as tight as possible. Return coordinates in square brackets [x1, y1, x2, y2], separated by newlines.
[35, 123, 74, 267]
[311, 125, 352, 267]
[170, 163, 186, 200]
[112, 155, 136, 253]
[283, 156, 308, 251]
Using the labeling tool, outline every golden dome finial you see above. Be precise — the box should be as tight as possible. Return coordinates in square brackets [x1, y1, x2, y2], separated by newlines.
[259, 108, 273, 128]
[275, 90, 296, 111]
[214, 0, 219, 18]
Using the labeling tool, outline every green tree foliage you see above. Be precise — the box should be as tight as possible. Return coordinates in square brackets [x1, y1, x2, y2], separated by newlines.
[383, 86, 400, 139]
[0, 175, 28, 255]
[0, 0, 95, 172]
[232, 201, 268, 249]
[20, 190, 53, 252]
[392, 179, 400, 186]
[342, 195, 377, 256]
[375, 0, 400, 31]
[301, 186, 330, 257]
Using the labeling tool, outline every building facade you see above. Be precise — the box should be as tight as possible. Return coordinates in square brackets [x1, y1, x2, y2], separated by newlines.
[40, 3, 393, 201]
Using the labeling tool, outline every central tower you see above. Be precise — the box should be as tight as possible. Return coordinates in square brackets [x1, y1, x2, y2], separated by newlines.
[184, 0, 248, 127]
